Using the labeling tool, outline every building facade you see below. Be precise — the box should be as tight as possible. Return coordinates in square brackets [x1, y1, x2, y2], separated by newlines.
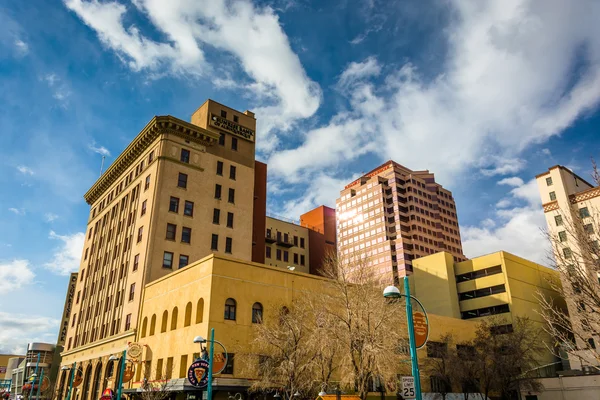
[9, 343, 54, 400]
[264, 216, 310, 273]
[336, 160, 465, 283]
[536, 165, 600, 370]
[300, 205, 336, 275]
[411, 250, 566, 367]
[59, 100, 263, 397]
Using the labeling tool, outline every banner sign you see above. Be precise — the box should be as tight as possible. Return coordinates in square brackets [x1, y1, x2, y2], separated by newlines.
[413, 311, 428, 349]
[187, 359, 209, 388]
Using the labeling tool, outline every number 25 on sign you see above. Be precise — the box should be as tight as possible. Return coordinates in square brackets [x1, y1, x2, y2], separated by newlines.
[401, 376, 415, 399]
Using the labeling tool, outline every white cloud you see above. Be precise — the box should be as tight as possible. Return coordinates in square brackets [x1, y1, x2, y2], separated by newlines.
[14, 39, 28, 55]
[44, 213, 59, 223]
[338, 57, 381, 88]
[88, 143, 111, 157]
[16, 165, 34, 175]
[40, 73, 71, 104]
[0, 260, 35, 292]
[8, 208, 25, 215]
[63, 0, 321, 151]
[0, 311, 59, 354]
[462, 178, 548, 264]
[45, 231, 85, 275]
[44, 73, 59, 87]
[541, 148, 552, 156]
[497, 177, 525, 187]
[268, 0, 600, 187]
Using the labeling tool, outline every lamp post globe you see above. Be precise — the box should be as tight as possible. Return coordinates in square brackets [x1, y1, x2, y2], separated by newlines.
[383, 285, 401, 299]
[193, 336, 207, 344]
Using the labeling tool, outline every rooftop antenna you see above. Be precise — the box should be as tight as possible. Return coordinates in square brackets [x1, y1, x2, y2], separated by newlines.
[99, 155, 106, 176]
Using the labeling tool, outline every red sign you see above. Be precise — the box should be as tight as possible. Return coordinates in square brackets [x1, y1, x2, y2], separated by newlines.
[413, 311, 428, 349]
[122, 363, 135, 383]
[101, 388, 114, 400]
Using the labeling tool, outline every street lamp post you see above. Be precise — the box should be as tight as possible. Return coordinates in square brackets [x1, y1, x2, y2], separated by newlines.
[34, 369, 44, 400]
[108, 350, 127, 400]
[383, 276, 426, 400]
[61, 362, 77, 400]
[193, 328, 227, 400]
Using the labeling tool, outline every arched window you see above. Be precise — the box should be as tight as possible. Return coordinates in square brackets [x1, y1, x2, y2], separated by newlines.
[196, 298, 204, 324]
[149, 314, 156, 336]
[105, 359, 114, 380]
[141, 317, 148, 338]
[81, 365, 92, 400]
[92, 362, 103, 400]
[58, 370, 67, 399]
[252, 302, 263, 324]
[171, 307, 178, 331]
[224, 298, 236, 321]
[161, 310, 168, 333]
[184, 302, 192, 327]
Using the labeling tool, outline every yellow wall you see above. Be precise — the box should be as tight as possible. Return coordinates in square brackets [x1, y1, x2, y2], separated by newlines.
[0, 354, 23, 379]
[265, 217, 310, 273]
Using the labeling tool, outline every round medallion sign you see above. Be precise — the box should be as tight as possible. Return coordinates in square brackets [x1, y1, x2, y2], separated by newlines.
[128, 343, 143, 359]
[413, 311, 429, 349]
[187, 359, 209, 388]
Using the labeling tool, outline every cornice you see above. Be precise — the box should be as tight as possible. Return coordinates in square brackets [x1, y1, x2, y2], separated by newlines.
[570, 187, 600, 204]
[84, 116, 220, 205]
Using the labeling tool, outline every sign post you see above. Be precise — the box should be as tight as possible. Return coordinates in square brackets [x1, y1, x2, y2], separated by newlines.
[401, 377, 415, 399]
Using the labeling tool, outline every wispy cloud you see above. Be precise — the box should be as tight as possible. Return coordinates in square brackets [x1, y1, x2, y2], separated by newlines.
[44, 213, 59, 223]
[14, 39, 29, 55]
[45, 231, 85, 275]
[497, 177, 525, 187]
[0, 260, 35, 292]
[16, 165, 34, 175]
[88, 143, 111, 157]
[8, 208, 25, 216]
[0, 311, 59, 354]
[40, 73, 71, 105]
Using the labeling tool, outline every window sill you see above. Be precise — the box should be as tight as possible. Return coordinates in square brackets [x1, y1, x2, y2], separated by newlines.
[181, 241, 191, 245]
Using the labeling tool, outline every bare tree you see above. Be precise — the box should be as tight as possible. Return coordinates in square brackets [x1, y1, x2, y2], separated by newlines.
[239, 300, 320, 399]
[539, 204, 600, 368]
[424, 334, 455, 400]
[138, 363, 176, 400]
[318, 254, 406, 400]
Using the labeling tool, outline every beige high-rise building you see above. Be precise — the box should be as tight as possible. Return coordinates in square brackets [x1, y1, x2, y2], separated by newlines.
[60, 100, 261, 385]
[336, 160, 465, 283]
[536, 165, 600, 370]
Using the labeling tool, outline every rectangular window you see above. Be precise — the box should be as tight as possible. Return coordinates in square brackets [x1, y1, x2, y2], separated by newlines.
[458, 284, 506, 301]
[84, 248, 88, 260]
[182, 227, 192, 244]
[580, 207, 591, 218]
[221, 110, 227, 118]
[72, 313, 76, 327]
[228, 188, 235, 203]
[179, 355, 188, 378]
[133, 254, 139, 271]
[213, 209, 221, 224]
[178, 173, 188, 188]
[137, 226, 143, 242]
[180, 148, 190, 163]
[166, 223, 177, 240]
[217, 161, 223, 176]
[276, 249, 282, 260]
[456, 265, 502, 282]
[233, 115, 239, 123]
[300, 238, 305, 248]
[558, 231, 567, 242]
[546, 177, 553, 186]
[584, 223, 594, 234]
[125, 313, 132, 331]
[225, 237, 232, 253]
[300, 255, 305, 265]
[461, 304, 510, 319]
[294, 236, 298, 246]
[129, 283, 135, 301]
[555, 215, 563, 226]
[426, 341, 447, 358]
[169, 197, 179, 213]
[179, 255, 189, 269]
[184, 201, 194, 217]
[163, 252, 174, 268]
[293, 253, 298, 264]
[145, 175, 151, 190]
[211, 234, 219, 250]
[283, 251, 289, 262]
[549, 191, 556, 201]
[266, 247, 271, 258]
[215, 184, 222, 199]
[223, 353, 234, 374]
[219, 133, 225, 146]
[149, 151, 154, 162]
[563, 247, 572, 259]
[231, 137, 238, 151]
[227, 212, 234, 228]
[230, 165, 236, 180]
[141, 200, 147, 216]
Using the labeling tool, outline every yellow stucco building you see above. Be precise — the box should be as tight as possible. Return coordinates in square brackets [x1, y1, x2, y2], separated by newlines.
[264, 216, 310, 273]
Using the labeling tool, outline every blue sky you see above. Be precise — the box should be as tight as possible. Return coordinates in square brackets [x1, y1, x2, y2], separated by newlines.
[1, 0, 600, 353]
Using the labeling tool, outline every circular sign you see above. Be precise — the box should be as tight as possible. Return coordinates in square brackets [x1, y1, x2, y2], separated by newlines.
[72, 369, 83, 387]
[413, 311, 429, 349]
[122, 362, 135, 383]
[211, 353, 227, 375]
[128, 343, 143, 359]
[40, 376, 50, 391]
[187, 359, 209, 388]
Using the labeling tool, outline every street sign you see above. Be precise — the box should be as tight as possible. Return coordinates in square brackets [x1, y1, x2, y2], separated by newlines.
[401, 376, 415, 399]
